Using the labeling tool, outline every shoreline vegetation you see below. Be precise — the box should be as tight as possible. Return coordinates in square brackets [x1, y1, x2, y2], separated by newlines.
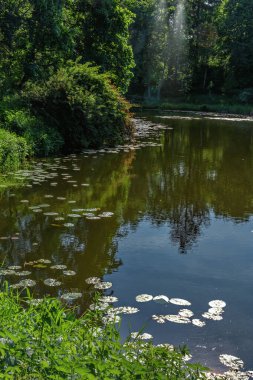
[130, 95, 253, 116]
[0, 288, 207, 379]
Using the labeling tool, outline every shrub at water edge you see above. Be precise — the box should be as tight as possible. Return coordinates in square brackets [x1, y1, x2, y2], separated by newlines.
[0, 129, 28, 173]
[22, 62, 133, 153]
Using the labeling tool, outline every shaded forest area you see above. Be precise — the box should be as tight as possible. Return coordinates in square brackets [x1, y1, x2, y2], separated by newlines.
[0, 0, 253, 168]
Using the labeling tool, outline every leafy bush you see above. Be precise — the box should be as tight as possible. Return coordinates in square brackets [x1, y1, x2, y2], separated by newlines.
[0, 290, 207, 379]
[22, 62, 133, 152]
[0, 99, 63, 156]
[0, 129, 28, 172]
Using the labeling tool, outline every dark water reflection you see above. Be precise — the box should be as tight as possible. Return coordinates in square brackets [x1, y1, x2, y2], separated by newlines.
[1, 113, 253, 371]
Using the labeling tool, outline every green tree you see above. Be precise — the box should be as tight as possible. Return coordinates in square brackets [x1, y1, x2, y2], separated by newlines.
[73, 0, 135, 93]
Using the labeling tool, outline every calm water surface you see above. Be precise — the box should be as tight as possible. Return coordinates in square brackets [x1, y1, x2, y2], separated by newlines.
[1, 113, 253, 371]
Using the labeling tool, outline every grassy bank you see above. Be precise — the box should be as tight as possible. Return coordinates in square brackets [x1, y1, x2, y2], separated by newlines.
[0, 289, 207, 379]
[131, 95, 253, 116]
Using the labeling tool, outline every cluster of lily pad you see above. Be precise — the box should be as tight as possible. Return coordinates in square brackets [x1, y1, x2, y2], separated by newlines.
[0, 259, 77, 290]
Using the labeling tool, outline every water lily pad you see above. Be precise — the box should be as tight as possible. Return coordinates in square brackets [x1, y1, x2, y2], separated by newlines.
[130, 332, 153, 340]
[61, 293, 82, 301]
[108, 307, 139, 315]
[170, 298, 191, 306]
[8, 266, 22, 270]
[136, 294, 153, 303]
[178, 309, 194, 318]
[15, 279, 36, 288]
[152, 314, 167, 324]
[100, 296, 118, 303]
[202, 312, 223, 321]
[44, 279, 62, 287]
[50, 265, 67, 270]
[85, 277, 101, 285]
[192, 319, 206, 327]
[0, 269, 16, 276]
[14, 271, 31, 276]
[153, 295, 169, 304]
[209, 300, 226, 308]
[94, 281, 112, 290]
[67, 214, 81, 218]
[63, 270, 76, 276]
[165, 315, 191, 324]
[219, 354, 244, 370]
[63, 223, 75, 228]
[38, 259, 51, 264]
[102, 315, 121, 324]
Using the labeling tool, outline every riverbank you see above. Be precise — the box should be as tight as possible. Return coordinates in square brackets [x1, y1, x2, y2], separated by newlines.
[130, 95, 253, 116]
[0, 289, 206, 379]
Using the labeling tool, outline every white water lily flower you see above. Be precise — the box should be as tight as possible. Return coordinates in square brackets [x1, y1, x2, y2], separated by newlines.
[170, 298, 191, 306]
[152, 314, 167, 324]
[165, 315, 191, 324]
[178, 309, 194, 318]
[131, 332, 153, 340]
[94, 281, 112, 290]
[153, 295, 169, 304]
[209, 300, 226, 308]
[135, 294, 153, 302]
[219, 354, 244, 370]
[192, 319, 206, 327]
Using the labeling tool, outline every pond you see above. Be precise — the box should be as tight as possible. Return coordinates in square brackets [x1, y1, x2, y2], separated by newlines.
[1, 111, 253, 372]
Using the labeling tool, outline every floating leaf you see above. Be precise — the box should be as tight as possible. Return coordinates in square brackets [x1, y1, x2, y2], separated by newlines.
[61, 293, 82, 302]
[192, 319, 206, 328]
[136, 294, 153, 303]
[63, 270, 76, 276]
[44, 279, 62, 287]
[85, 277, 101, 285]
[170, 298, 191, 306]
[219, 354, 244, 370]
[130, 332, 153, 340]
[51, 265, 67, 270]
[94, 282, 112, 290]
[153, 295, 169, 304]
[209, 300, 226, 308]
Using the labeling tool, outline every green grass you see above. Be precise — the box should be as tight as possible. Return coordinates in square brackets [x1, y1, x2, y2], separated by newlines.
[0, 288, 208, 379]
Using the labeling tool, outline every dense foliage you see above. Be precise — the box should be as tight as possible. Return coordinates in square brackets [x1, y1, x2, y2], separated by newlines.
[0, 290, 207, 379]
[128, 0, 253, 101]
[0, 129, 28, 172]
[0, 0, 134, 165]
[0, 0, 253, 166]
